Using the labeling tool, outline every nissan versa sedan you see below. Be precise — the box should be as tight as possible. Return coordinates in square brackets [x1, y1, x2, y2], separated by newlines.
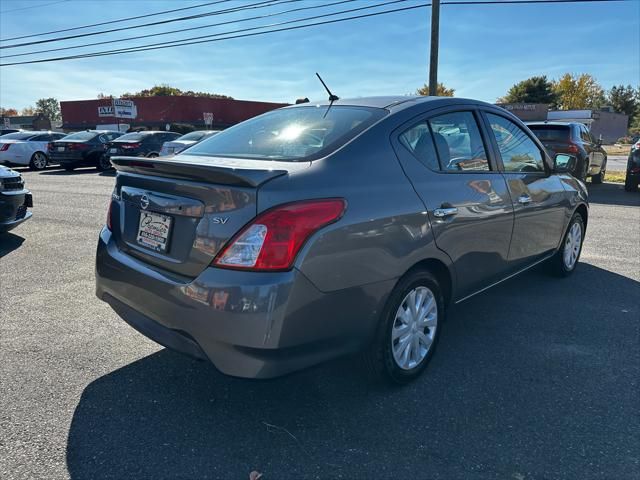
[96, 96, 588, 383]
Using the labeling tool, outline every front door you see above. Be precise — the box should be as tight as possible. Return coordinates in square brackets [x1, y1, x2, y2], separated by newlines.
[482, 111, 569, 268]
[393, 108, 514, 299]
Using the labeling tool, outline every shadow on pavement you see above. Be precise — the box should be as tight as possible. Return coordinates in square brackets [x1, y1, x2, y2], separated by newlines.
[39, 167, 103, 176]
[0, 232, 25, 258]
[588, 182, 640, 207]
[66, 264, 639, 479]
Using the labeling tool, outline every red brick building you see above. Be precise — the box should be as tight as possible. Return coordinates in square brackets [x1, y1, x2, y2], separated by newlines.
[60, 96, 287, 131]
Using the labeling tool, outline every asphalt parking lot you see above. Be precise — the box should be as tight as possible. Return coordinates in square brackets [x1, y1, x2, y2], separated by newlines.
[1, 167, 639, 480]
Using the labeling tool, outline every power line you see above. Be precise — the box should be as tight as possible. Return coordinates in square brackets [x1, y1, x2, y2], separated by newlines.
[0, 0, 69, 14]
[0, 1, 230, 41]
[0, 0, 630, 66]
[0, 0, 359, 59]
[0, 0, 295, 48]
[1, 2, 429, 66]
[2, 0, 412, 65]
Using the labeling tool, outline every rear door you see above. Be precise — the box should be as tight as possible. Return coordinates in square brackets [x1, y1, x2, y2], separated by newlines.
[481, 110, 568, 268]
[392, 107, 514, 298]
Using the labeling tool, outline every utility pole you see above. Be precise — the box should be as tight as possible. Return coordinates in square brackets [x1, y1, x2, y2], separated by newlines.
[428, 0, 440, 96]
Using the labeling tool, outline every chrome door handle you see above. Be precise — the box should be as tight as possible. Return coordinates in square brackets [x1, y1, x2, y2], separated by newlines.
[517, 195, 532, 205]
[433, 207, 458, 218]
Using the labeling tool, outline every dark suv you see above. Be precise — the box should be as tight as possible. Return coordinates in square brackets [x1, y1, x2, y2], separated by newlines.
[106, 131, 180, 161]
[49, 130, 122, 171]
[625, 139, 640, 191]
[527, 122, 607, 182]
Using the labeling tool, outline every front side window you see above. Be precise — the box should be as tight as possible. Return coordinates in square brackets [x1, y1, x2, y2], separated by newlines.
[427, 111, 490, 172]
[183, 106, 387, 162]
[487, 113, 545, 173]
[61, 131, 98, 141]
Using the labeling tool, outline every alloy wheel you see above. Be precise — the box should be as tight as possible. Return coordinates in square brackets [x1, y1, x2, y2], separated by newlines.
[563, 222, 582, 270]
[391, 286, 438, 370]
[33, 152, 47, 170]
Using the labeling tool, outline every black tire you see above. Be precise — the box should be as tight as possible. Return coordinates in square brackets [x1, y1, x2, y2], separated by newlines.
[591, 165, 604, 184]
[547, 212, 585, 277]
[624, 175, 638, 192]
[96, 154, 112, 172]
[362, 269, 445, 384]
[29, 152, 48, 171]
[147, 152, 159, 158]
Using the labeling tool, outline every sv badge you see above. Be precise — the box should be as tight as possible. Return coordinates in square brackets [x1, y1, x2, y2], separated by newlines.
[212, 217, 229, 224]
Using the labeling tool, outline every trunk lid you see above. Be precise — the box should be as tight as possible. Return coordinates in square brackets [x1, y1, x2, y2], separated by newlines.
[109, 155, 309, 277]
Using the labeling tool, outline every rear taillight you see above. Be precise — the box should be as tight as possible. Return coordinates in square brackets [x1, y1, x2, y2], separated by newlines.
[213, 199, 346, 271]
[633, 142, 640, 151]
[120, 143, 141, 149]
[0, 144, 10, 151]
[567, 143, 579, 154]
[106, 201, 113, 231]
[68, 143, 90, 150]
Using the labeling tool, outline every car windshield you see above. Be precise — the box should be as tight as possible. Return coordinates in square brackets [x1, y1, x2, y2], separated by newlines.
[61, 131, 98, 141]
[0, 132, 38, 140]
[528, 125, 570, 142]
[178, 131, 208, 142]
[183, 106, 387, 161]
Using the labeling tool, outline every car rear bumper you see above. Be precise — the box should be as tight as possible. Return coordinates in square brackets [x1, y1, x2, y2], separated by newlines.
[95, 227, 388, 378]
[49, 152, 88, 165]
[0, 190, 32, 233]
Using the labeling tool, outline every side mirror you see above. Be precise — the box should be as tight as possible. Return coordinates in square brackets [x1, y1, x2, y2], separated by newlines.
[554, 154, 576, 173]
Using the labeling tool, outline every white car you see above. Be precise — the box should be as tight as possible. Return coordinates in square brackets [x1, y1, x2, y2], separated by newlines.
[159, 130, 219, 156]
[0, 131, 67, 170]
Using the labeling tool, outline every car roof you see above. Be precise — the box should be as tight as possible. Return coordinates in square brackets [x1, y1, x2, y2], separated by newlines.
[286, 95, 491, 112]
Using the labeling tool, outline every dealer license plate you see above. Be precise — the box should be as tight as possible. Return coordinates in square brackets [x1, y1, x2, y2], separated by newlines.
[137, 211, 172, 252]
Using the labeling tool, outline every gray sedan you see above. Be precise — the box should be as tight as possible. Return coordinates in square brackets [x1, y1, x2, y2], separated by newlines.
[95, 96, 587, 383]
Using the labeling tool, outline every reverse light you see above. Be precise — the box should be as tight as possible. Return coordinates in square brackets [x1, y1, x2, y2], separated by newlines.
[0, 144, 10, 151]
[213, 199, 346, 271]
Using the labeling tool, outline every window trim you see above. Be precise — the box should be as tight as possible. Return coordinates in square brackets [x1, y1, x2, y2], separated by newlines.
[479, 109, 551, 176]
[393, 105, 500, 175]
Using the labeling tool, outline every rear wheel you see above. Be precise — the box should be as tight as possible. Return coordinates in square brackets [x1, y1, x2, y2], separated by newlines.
[29, 152, 48, 171]
[591, 164, 605, 184]
[625, 174, 639, 192]
[147, 152, 159, 158]
[96, 154, 112, 171]
[363, 270, 444, 384]
[547, 213, 584, 277]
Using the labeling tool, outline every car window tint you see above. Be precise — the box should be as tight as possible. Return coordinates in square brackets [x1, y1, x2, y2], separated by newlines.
[427, 111, 489, 171]
[399, 122, 440, 171]
[32, 134, 50, 141]
[487, 113, 545, 173]
[580, 125, 590, 142]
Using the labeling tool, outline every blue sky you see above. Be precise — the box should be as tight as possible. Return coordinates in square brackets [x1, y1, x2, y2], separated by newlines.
[0, 0, 638, 110]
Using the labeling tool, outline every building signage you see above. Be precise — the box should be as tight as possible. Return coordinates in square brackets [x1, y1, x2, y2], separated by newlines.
[98, 106, 114, 117]
[3, 117, 10, 127]
[97, 99, 137, 119]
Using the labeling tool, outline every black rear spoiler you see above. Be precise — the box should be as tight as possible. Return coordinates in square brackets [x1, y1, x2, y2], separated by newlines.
[110, 156, 291, 188]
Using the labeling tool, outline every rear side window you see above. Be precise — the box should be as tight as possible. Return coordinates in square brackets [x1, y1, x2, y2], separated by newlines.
[487, 113, 545, 173]
[61, 131, 98, 141]
[399, 122, 440, 171]
[183, 106, 387, 161]
[427, 111, 490, 172]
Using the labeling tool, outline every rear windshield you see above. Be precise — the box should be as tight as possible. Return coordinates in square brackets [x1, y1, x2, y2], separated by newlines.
[0, 132, 38, 140]
[182, 106, 387, 161]
[528, 125, 570, 142]
[60, 131, 98, 141]
[178, 131, 208, 142]
[115, 132, 152, 142]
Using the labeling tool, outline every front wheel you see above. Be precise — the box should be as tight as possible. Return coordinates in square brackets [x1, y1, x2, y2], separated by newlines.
[624, 175, 639, 192]
[147, 152, 159, 158]
[547, 213, 585, 277]
[29, 152, 48, 171]
[362, 270, 444, 384]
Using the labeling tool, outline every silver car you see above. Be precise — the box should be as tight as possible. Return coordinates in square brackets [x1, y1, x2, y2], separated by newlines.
[159, 130, 220, 156]
[96, 96, 588, 383]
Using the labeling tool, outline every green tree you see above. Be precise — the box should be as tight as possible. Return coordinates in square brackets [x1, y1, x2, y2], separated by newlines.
[35, 97, 61, 121]
[119, 84, 232, 99]
[498, 76, 557, 104]
[21, 106, 36, 116]
[607, 85, 638, 125]
[552, 73, 605, 110]
[416, 82, 455, 97]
